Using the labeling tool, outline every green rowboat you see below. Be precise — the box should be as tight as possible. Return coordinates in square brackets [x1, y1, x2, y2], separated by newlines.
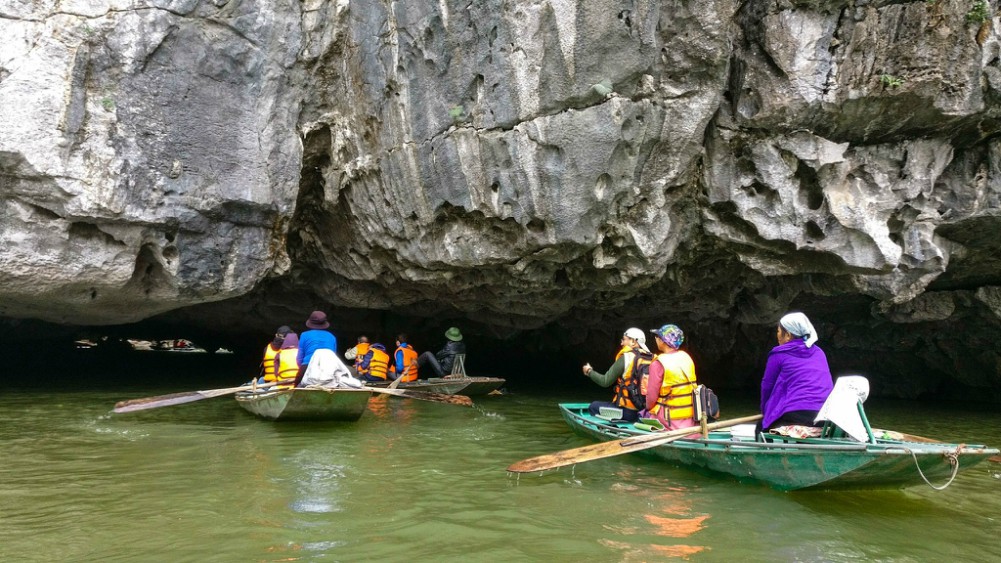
[559, 403, 999, 491]
[235, 387, 372, 421]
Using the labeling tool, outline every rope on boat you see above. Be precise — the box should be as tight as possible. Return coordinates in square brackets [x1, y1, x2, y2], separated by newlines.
[908, 443, 964, 491]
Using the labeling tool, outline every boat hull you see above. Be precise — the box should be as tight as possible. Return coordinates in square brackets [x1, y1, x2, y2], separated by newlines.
[559, 403, 998, 491]
[368, 376, 504, 396]
[236, 388, 371, 421]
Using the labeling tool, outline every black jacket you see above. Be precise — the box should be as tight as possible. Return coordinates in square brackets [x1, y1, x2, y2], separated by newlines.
[435, 340, 466, 374]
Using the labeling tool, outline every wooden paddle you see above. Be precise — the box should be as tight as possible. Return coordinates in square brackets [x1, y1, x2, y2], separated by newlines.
[890, 431, 1001, 463]
[363, 386, 474, 407]
[113, 380, 287, 413]
[507, 414, 763, 473]
[387, 372, 406, 389]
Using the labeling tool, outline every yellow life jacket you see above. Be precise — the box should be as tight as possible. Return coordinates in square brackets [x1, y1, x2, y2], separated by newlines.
[390, 344, 419, 382]
[612, 348, 652, 411]
[263, 345, 299, 382]
[362, 346, 390, 380]
[263, 345, 278, 380]
[614, 345, 631, 361]
[353, 342, 371, 369]
[650, 351, 696, 421]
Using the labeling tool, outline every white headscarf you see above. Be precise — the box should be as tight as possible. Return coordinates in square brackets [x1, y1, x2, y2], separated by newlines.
[780, 312, 818, 348]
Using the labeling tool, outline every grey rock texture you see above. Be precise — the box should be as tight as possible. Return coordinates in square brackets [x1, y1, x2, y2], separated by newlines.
[2, 0, 1001, 397]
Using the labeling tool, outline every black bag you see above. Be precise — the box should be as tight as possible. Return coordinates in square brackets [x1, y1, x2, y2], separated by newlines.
[693, 384, 720, 422]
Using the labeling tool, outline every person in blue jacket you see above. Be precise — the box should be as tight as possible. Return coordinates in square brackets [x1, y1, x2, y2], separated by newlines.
[294, 310, 338, 386]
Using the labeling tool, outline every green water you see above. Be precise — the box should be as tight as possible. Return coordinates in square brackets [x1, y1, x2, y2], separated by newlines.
[1, 383, 999, 562]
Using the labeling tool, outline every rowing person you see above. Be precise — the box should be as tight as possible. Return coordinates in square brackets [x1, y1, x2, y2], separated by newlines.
[758, 312, 834, 436]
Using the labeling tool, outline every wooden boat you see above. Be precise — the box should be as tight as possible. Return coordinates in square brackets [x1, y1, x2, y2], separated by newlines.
[235, 387, 372, 421]
[367, 376, 505, 396]
[559, 403, 999, 491]
[363, 353, 504, 396]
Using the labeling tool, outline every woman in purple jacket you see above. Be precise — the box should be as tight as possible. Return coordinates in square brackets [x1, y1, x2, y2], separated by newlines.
[759, 312, 834, 433]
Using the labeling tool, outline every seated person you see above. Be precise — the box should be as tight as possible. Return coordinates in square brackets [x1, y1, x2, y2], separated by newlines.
[644, 324, 696, 430]
[417, 327, 466, 378]
[356, 343, 391, 383]
[258, 326, 298, 385]
[758, 312, 834, 435]
[348, 335, 371, 372]
[390, 334, 419, 382]
[581, 328, 651, 423]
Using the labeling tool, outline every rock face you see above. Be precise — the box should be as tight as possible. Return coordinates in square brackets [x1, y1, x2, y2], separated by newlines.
[2, 0, 1001, 398]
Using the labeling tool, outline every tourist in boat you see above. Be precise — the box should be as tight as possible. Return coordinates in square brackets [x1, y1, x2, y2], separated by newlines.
[345, 335, 371, 372]
[294, 310, 338, 386]
[417, 327, 466, 378]
[390, 333, 419, 382]
[581, 328, 652, 423]
[264, 329, 299, 384]
[759, 312, 834, 433]
[644, 324, 697, 430]
[356, 342, 391, 382]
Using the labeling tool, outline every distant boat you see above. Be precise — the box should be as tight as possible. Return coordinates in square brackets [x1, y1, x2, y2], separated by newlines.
[235, 387, 372, 421]
[558, 403, 999, 491]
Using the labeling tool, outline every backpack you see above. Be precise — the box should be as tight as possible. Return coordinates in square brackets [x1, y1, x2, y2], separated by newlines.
[623, 350, 654, 410]
[693, 384, 720, 422]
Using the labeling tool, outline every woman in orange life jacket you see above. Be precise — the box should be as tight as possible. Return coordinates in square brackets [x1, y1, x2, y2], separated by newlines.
[644, 324, 697, 431]
[357, 343, 391, 382]
[390, 333, 419, 382]
[581, 327, 652, 423]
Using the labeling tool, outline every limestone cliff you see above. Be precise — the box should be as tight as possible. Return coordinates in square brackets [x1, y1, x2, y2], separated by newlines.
[2, 0, 1000, 397]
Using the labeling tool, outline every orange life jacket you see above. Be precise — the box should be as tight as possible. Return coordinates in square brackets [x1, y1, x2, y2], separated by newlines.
[353, 342, 371, 370]
[612, 348, 652, 411]
[263, 345, 299, 382]
[360, 346, 390, 380]
[391, 344, 419, 382]
[650, 351, 696, 421]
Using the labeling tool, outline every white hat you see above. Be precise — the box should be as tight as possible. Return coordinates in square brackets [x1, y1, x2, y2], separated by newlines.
[623, 327, 646, 343]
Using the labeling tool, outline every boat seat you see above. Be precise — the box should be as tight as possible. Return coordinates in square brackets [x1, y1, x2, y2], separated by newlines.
[450, 353, 467, 377]
[816, 376, 876, 443]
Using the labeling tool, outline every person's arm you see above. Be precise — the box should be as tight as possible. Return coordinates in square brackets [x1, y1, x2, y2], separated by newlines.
[645, 359, 665, 410]
[760, 352, 781, 412]
[296, 339, 306, 367]
[394, 349, 405, 373]
[584, 356, 625, 387]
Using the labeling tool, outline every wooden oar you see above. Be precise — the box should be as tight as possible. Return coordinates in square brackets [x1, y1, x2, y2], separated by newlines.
[363, 386, 473, 407]
[889, 431, 1001, 463]
[113, 381, 287, 413]
[507, 414, 762, 474]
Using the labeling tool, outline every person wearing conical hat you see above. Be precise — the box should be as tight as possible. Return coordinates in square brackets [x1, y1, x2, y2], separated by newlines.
[417, 327, 466, 378]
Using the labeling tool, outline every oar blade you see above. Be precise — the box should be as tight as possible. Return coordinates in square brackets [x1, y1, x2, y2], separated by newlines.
[113, 392, 210, 413]
[113, 382, 281, 413]
[507, 414, 763, 474]
[507, 434, 685, 473]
